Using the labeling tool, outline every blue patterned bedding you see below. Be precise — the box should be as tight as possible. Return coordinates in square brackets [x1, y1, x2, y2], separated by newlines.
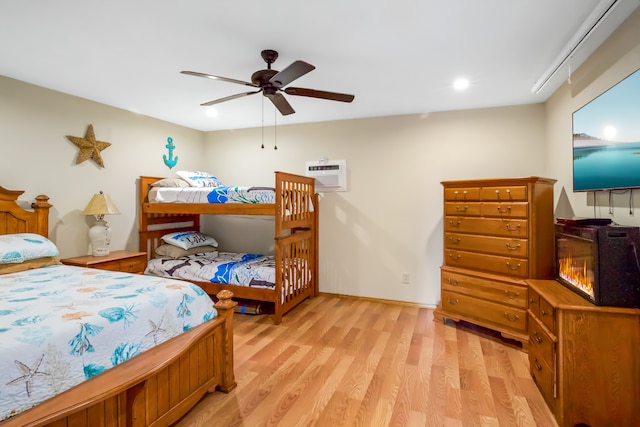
[0, 264, 216, 422]
[145, 252, 276, 288]
[150, 186, 275, 204]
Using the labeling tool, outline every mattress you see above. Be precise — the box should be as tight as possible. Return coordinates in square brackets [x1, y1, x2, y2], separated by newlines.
[145, 252, 277, 288]
[150, 186, 276, 204]
[0, 264, 216, 422]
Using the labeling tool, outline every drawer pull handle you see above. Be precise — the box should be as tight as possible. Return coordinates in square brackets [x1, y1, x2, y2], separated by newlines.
[497, 206, 512, 214]
[446, 278, 459, 286]
[505, 223, 521, 231]
[449, 220, 461, 226]
[533, 358, 542, 371]
[447, 297, 459, 305]
[505, 261, 521, 270]
[455, 205, 468, 211]
[529, 298, 535, 304]
[541, 309, 548, 316]
[449, 253, 462, 259]
[533, 331, 542, 343]
[505, 243, 521, 251]
[448, 237, 461, 243]
[504, 290, 519, 299]
[504, 312, 519, 322]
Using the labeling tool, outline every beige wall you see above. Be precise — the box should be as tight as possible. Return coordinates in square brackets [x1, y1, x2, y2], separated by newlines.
[0, 76, 204, 257]
[545, 8, 640, 224]
[203, 106, 547, 306]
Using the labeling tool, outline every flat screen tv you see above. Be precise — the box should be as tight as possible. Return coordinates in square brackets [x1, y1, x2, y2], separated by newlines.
[572, 67, 640, 192]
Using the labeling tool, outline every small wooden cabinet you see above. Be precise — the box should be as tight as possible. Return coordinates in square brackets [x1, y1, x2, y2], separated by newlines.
[527, 279, 640, 427]
[60, 250, 147, 274]
[434, 177, 556, 347]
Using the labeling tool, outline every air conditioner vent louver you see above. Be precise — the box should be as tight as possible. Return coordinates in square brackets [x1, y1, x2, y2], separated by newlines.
[305, 159, 347, 192]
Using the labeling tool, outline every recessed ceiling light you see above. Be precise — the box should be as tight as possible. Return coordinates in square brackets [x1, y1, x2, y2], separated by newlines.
[205, 108, 218, 118]
[453, 78, 470, 90]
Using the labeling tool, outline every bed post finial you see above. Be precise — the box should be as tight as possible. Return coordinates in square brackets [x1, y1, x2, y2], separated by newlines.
[215, 290, 237, 310]
[32, 194, 52, 238]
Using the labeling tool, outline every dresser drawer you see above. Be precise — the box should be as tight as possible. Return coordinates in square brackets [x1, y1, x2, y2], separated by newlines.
[529, 345, 556, 412]
[444, 217, 529, 238]
[444, 202, 481, 216]
[441, 290, 527, 332]
[445, 249, 529, 278]
[480, 202, 528, 218]
[480, 185, 528, 201]
[444, 187, 481, 201]
[528, 287, 540, 318]
[96, 259, 124, 272]
[119, 256, 146, 273]
[528, 314, 555, 365]
[445, 233, 528, 257]
[441, 268, 527, 308]
[539, 297, 556, 332]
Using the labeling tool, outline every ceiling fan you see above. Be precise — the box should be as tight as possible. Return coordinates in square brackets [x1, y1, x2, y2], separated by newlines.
[181, 49, 355, 116]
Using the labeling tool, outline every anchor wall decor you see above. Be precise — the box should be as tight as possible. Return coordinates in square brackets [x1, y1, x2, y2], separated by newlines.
[163, 137, 178, 169]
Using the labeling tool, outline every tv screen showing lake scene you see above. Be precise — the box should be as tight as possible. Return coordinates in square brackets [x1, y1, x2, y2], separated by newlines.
[573, 67, 640, 192]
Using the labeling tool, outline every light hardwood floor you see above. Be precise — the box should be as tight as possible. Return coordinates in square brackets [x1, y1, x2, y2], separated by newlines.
[175, 295, 558, 427]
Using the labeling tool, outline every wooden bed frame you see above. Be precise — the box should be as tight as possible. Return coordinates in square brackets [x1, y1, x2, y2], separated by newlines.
[0, 186, 236, 427]
[139, 171, 319, 324]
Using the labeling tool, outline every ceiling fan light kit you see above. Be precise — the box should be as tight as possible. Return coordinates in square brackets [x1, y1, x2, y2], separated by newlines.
[181, 49, 355, 116]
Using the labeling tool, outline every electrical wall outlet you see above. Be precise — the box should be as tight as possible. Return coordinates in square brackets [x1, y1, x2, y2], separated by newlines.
[401, 273, 410, 284]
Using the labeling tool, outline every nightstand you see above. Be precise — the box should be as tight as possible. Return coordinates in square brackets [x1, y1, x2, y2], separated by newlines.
[60, 250, 147, 274]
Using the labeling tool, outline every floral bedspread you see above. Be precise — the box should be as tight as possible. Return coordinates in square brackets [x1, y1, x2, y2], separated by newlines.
[0, 264, 215, 422]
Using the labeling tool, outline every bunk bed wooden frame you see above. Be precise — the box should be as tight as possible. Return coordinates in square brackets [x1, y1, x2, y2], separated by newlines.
[0, 186, 236, 427]
[139, 171, 319, 324]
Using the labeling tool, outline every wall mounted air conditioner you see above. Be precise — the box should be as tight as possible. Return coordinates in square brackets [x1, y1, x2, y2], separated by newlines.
[305, 159, 347, 192]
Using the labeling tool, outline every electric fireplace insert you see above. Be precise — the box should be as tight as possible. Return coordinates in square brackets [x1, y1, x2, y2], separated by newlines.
[555, 222, 640, 308]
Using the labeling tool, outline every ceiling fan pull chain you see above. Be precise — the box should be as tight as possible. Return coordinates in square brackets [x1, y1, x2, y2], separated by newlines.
[274, 107, 278, 150]
[261, 97, 265, 149]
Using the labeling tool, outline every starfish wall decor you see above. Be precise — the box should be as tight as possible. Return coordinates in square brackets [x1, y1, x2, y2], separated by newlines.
[66, 124, 111, 168]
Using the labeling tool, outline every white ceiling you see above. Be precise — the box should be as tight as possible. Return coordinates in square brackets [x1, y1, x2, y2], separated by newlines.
[1, 1, 638, 132]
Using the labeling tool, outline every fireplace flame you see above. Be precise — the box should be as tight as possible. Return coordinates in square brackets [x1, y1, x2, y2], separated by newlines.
[558, 254, 594, 298]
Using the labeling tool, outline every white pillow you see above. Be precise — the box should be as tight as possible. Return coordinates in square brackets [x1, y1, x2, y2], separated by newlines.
[151, 178, 190, 188]
[175, 171, 221, 188]
[0, 233, 59, 264]
[161, 231, 218, 250]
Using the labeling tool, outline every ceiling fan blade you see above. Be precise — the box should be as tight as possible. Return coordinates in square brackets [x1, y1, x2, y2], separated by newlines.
[269, 61, 315, 87]
[266, 92, 295, 115]
[284, 87, 355, 103]
[181, 71, 258, 87]
[200, 90, 261, 107]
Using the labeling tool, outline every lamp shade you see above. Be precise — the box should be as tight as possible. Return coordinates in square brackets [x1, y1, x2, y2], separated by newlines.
[82, 191, 120, 217]
[83, 191, 120, 257]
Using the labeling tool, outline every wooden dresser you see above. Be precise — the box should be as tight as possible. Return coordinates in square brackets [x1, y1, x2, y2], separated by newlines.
[434, 177, 556, 347]
[527, 279, 640, 427]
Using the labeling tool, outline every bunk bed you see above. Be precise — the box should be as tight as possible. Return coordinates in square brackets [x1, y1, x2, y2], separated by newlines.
[139, 171, 319, 324]
[0, 186, 236, 427]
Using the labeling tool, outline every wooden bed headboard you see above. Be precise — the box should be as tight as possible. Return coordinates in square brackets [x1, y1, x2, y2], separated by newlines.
[0, 186, 52, 237]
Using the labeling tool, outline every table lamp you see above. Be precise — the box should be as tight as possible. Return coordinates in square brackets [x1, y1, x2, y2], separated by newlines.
[82, 191, 120, 256]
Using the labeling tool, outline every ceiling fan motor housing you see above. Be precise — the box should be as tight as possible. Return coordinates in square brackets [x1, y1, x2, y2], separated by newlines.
[251, 69, 279, 87]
